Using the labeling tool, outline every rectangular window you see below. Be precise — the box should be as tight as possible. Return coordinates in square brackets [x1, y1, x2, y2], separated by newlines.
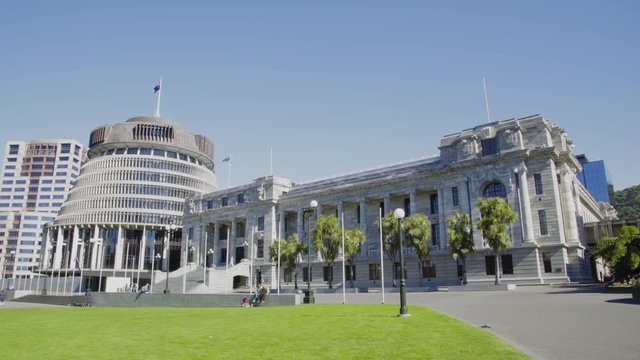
[538, 210, 548, 235]
[220, 248, 227, 264]
[257, 239, 264, 258]
[237, 193, 245, 204]
[485, 256, 496, 275]
[345, 265, 356, 281]
[379, 201, 385, 216]
[9, 144, 19, 155]
[481, 137, 499, 156]
[501, 254, 514, 275]
[431, 224, 439, 245]
[303, 267, 312, 282]
[221, 197, 228, 207]
[356, 205, 361, 224]
[257, 216, 265, 231]
[534, 173, 543, 195]
[457, 259, 464, 277]
[430, 193, 438, 214]
[543, 252, 552, 273]
[323, 266, 332, 281]
[60, 143, 71, 154]
[404, 197, 410, 216]
[422, 261, 437, 278]
[140, 148, 152, 155]
[393, 262, 407, 279]
[452, 186, 459, 207]
[284, 268, 292, 283]
[207, 200, 213, 210]
[368, 263, 381, 280]
[127, 148, 138, 154]
[115, 148, 126, 154]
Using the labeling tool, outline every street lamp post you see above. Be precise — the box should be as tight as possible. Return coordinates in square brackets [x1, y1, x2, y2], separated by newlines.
[164, 222, 176, 294]
[303, 200, 318, 304]
[394, 208, 410, 317]
[9, 250, 16, 290]
[151, 253, 161, 293]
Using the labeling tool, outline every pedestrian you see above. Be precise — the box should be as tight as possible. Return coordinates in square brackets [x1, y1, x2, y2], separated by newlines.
[0, 290, 5, 305]
[240, 297, 250, 307]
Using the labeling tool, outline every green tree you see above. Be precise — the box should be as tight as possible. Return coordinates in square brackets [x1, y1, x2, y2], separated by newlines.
[312, 215, 341, 289]
[477, 197, 517, 285]
[376, 212, 400, 286]
[593, 225, 640, 283]
[403, 214, 432, 286]
[344, 227, 366, 288]
[612, 185, 640, 220]
[269, 234, 306, 289]
[447, 210, 474, 285]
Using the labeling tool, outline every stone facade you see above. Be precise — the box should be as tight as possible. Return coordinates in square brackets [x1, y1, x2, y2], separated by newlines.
[184, 115, 615, 289]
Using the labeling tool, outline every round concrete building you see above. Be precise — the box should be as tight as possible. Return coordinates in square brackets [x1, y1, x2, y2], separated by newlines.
[41, 116, 216, 293]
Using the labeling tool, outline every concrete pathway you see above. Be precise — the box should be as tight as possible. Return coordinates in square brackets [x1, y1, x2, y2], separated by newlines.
[316, 285, 640, 360]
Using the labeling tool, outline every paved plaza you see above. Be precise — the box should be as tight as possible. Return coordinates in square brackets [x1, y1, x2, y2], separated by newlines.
[317, 285, 640, 360]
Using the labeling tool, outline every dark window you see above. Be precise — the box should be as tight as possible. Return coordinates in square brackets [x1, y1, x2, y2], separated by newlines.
[543, 252, 552, 273]
[483, 182, 507, 198]
[303, 267, 312, 282]
[220, 248, 227, 264]
[534, 173, 543, 195]
[219, 225, 228, 240]
[430, 193, 438, 214]
[237, 193, 245, 204]
[404, 197, 410, 216]
[368, 263, 381, 280]
[207, 200, 213, 210]
[127, 148, 138, 154]
[481, 137, 499, 156]
[284, 268, 292, 283]
[431, 224, 439, 245]
[393, 262, 407, 279]
[344, 265, 356, 281]
[9, 145, 19, 155]
[485, 256, 496, 275]
[501, 254, 513, 275]
[422, 261, 437, 278]
[356, 205, 361, 224]
[379, 201, 385, 216]
[257, 239, 264, 258]
[60, 143, 71, 154]
[452, 186, 459, 207]
[538, 210, 548, 235]
[257, 216, 265, 231]
[221, 197, 228, 207]
[323, 266, 332, 281]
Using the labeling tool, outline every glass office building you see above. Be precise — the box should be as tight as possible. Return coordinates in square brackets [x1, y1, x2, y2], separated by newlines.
[576, 155, 613, 203]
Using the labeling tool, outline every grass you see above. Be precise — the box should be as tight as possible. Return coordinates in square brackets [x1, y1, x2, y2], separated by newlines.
[0, 305, 528, 360]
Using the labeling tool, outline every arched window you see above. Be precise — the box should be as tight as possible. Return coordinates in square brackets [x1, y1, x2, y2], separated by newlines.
[483, 182, 507, 199]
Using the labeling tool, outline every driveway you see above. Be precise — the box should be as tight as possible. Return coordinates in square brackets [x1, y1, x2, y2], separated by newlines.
[316, 285, 640, 360]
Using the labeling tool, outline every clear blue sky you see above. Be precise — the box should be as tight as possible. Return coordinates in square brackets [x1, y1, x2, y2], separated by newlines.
[1, 1, 638, 190]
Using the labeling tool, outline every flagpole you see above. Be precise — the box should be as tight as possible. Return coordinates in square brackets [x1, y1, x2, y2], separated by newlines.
[155, 77, 163, 118]
[379, 207, 385, 304]
[341, 212, 346, 305]
[270, 146, 273, 176]
[227, 158, 231, 188]
[482, 77, 491, 123]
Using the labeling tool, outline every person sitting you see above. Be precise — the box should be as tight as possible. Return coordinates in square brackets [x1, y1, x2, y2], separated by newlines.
[240, 297, 250, 307]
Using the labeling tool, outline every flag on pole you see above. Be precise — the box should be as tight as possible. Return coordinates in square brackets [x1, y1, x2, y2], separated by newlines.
[222, 156, 231, 162]
[154, 84, 161, 93]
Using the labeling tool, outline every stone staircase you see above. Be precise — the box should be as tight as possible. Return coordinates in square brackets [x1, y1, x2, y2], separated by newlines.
[151, 260, 251, 294]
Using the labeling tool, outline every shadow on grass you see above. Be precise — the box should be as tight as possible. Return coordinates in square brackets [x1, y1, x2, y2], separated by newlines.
[300, 314, 397, 318]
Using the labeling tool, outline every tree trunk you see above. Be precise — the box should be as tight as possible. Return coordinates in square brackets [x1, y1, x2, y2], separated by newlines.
[462, 257, 468, 285]
[495, 253, 501, 285]
[419, 260, 424, 287]
[294, 271, 298, 290]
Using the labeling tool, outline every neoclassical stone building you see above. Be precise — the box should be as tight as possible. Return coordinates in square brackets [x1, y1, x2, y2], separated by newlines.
[185, 114, 615, 290]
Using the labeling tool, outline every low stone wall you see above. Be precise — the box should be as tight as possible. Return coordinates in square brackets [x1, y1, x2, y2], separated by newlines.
[447, 284, 517, 292]
[90, 292, 302, 307]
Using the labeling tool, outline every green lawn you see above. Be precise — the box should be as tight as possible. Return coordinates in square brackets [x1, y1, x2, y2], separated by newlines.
[0, 305, 528, 360]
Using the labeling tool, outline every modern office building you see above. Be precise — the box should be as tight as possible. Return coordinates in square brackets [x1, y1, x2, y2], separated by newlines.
[576, 155, 613, 203]
[39, 116, 217, 292]
[182, 114, 617, 292]
[0, 139, 84, 289]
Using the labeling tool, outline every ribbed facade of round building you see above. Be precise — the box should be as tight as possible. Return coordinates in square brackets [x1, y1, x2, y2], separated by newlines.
[40, 116, 216, 291]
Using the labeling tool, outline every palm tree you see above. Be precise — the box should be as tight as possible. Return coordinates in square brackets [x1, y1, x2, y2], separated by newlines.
[344, 227, 366, 287]
[377, 212, 400, 286]
[269, 234, 305, 289]
[403, 214, 431, 286]
[447, 210, 474, 285]
[477, 197, 517, 285]
[312, 215, 341, 289]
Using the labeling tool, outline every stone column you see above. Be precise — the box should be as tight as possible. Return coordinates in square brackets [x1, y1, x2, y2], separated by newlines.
[559, 167, 580, 243]
[278, 210, 285, 240]
[437, 188, 446, 249]
[69, 226, 80, 269]
[53, 227, 64, 269]
[516, 164, 536, 243]
[383, 195, 391, 216]
[409, 190, 417, 216]
[114, 225, 124, 270]
[230, 219, 237, 264]
[91, 225, 100, 269]
[359, 198, 367, 234]
[297, 209, 304, 240]
[139, 226, 147, 270]
[213, 222, 219, 265]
